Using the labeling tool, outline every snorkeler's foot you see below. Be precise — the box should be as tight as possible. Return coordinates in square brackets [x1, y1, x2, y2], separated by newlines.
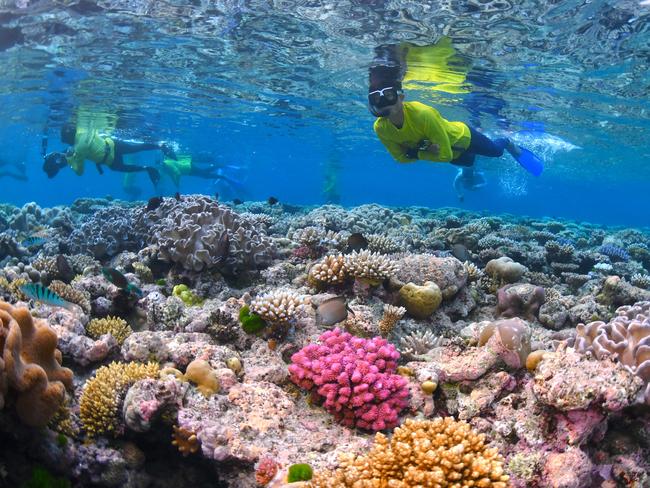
[147, 167, 161, 185]
[160, 143, 177, 160]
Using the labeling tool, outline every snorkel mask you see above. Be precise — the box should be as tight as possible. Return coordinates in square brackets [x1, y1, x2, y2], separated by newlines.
[368, 85, 403, 117]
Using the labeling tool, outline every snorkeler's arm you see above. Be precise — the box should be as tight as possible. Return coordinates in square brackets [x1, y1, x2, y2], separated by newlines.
[65, 150, 85, 175]
[375, 132, 417, 163]
[421, 107, 453, 162]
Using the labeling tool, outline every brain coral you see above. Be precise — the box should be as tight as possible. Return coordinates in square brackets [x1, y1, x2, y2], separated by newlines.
[137, 195, 274, 273]
[310, 417, 509, 487]
[575, 301, 650, 404]
[0, 300, 73, 427]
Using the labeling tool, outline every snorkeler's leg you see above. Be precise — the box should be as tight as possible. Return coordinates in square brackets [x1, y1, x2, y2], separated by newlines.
[466, 127, 509, 158]
[0, 171, 27, 181]
[112, 156, 160, 184]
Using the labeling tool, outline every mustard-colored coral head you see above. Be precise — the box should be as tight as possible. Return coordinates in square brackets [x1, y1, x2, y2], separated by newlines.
[184, 359, 220, 397]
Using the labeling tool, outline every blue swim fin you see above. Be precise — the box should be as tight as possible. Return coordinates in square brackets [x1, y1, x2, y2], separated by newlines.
[513, 147, 544, 176]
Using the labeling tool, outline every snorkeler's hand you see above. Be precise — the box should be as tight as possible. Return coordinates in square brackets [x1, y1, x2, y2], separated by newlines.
[405, 147, 419, 159]
[422, 143, 440, 155]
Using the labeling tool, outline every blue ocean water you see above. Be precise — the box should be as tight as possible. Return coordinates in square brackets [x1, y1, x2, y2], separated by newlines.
[1, 1, 649, 227]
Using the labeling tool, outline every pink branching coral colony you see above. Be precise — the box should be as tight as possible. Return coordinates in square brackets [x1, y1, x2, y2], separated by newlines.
[288, 327, 409, 431]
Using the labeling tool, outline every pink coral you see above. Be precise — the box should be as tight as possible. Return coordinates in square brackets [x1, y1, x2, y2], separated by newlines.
[288, 328, 409, 431]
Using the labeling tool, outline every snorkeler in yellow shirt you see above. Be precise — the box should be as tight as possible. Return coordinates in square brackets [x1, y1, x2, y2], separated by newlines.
[43, 123, 177, 185]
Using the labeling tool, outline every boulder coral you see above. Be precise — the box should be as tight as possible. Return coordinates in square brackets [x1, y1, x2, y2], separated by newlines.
[395, 254, 467, 299]
[495, 283, 545, 321]
[398, 281, 442, 319]
[288, 328, 409, 431]
[485, 256, 527, 284]
[0, 300, 73, 427]
[310, 418, 509, 487]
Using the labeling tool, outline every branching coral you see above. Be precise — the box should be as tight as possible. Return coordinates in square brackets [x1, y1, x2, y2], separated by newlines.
[398, 329, 445, 359]
[377, 304, 406, 338]
[367, 234, 401, 254]
[343, 250, 397, 284]
[308, 254, 347, 287]
[79, 361, 160, 437]
[86, 316, 133, 345]
[310, 418, 509, 487]
[464, 261, 483, 282]
[48, 280, 91, 314]
[0, 301, 73, 427]
[574, 301, 650, 404]
[250, 290, 307, 325]
[172, 425, 200, 456]
[288, 328, 409, 431]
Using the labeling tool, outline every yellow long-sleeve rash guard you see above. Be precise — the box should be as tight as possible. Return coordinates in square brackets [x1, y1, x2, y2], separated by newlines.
[373, 101, 471, 163]
[66, 128, 115, 176]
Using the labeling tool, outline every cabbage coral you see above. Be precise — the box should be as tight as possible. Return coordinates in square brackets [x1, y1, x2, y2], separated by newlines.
[86, 316, 133, 345]
[79, 361, 159, 437]
[310, 417, 509, 487]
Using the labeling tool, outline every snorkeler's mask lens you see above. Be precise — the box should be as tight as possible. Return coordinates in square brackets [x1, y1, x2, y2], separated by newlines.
[368, 87, 401, 109]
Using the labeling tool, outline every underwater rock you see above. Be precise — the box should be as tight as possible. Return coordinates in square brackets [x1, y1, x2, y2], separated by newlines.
[395, 254, 467, 299]
[496, 283, 545, 321]
[543, 448, 594, 488]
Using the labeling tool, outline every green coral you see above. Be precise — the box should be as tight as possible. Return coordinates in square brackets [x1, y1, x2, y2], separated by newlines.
[172, 284, 204, 306]
[239, 305, 267, 334]
[287, 463, 313, 482]
[155, 278, 167, 286]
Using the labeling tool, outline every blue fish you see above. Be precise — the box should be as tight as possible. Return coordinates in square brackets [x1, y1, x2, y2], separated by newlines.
[19, 283, 76, 310]
[102, 267, 143, 297]
[21, 236, 47, 248]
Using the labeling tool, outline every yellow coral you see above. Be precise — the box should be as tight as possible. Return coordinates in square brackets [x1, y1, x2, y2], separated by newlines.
[48, 280, 91, 314]
[310, 418, 509, 488]
[378, 304, 406, 338]
[184, 359, 220, 397]
[172, 425, 201, 456]
[80, 361, 159, 437]
[86, 316, 133, 345]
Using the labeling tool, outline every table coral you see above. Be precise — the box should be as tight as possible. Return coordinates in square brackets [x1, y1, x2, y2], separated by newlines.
[288, 328, 409, 431]
[310, 418, 509, 487]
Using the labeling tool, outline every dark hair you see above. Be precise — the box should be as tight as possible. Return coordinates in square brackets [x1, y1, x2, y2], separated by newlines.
[60, 124, 76, 145]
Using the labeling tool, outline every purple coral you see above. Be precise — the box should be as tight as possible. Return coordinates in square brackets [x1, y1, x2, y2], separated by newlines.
[288, 328, 409, 431]
[598, 244, 630, 262]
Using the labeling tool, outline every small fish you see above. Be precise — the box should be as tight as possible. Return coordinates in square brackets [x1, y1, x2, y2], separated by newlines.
[214, 232, 230, 263]
[214, 192, 219, 201]
[347, 233, 368, 252]
[174, 192, 181, 201]
[146, 196, 163, 211]
[102, 267, 143, 297]
[232, 198, 243, 205]
[21, 236, 47, 248]
[19, 283, 76, 310]
[314, 296, 348, 328]
[267, 196, 279, 205]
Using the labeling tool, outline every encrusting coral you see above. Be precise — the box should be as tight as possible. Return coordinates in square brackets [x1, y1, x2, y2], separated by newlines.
[250, 290, 307, 325]
[574, 301, 650, 404]
[79, 361, 160, 437]
[0, 300, 73, 427]
[288, 328, 409, 431]
[310, 418, 509, 487]
[86, 316, 133, 345]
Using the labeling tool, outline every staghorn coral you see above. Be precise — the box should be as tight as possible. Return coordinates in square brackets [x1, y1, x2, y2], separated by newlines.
[367, 234, 401, 254]
[0, 301, 74, 427]
[172, 425, 201, 456]
[86, 316, 133, 345]
[48, 280, 91, 314]
[292, 226, 326, 247]
[377, 304, 406, 338]
[250, 290, 307, 325]
[343, 250, 397, 284]
[288, 328, 409, 431]
[136, 195, 273, 273]
[79, 361, 160, 437]
[308, 254, 347, 287]
[310, 418, 509, 487]
[599, 244, 630, 262]
[574, 301, 650, 404]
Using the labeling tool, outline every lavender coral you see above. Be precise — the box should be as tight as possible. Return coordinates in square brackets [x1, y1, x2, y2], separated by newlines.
[288, 328, 409, 431]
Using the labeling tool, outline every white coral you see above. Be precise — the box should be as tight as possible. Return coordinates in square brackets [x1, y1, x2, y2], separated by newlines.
[343, 250, 398, 282]
[309, 254, 347, 285]
[250, 290, 308, 324]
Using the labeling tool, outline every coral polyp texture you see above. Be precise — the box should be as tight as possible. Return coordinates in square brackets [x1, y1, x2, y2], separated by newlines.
[288, 328, 409, 431]
[86, 316, 133, 345]
[0, 301, 73, 427]
[574, 301, 650, 404]
[343, 250, 398, 283]
[310, 418, 509, 487]
[249, 289, 307, 324]
[79, 361, 160, 437]
[308, 254, 347, 286]
[137, 195, 274, 273]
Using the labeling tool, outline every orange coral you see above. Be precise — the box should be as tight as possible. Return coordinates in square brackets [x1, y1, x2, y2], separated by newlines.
[172, 425, 200, 456]
[255, 455, 279, 486]
[0, 301, 73, 427]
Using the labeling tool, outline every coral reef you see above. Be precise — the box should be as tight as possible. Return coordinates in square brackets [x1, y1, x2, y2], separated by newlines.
[86, 316, 133, 345]
[343, 249, 397, 284]
[310, 418, 509, 487]
[249, 290, 307, 325]
[308, 254, 347, 287]
[288, 328, 409, 430]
